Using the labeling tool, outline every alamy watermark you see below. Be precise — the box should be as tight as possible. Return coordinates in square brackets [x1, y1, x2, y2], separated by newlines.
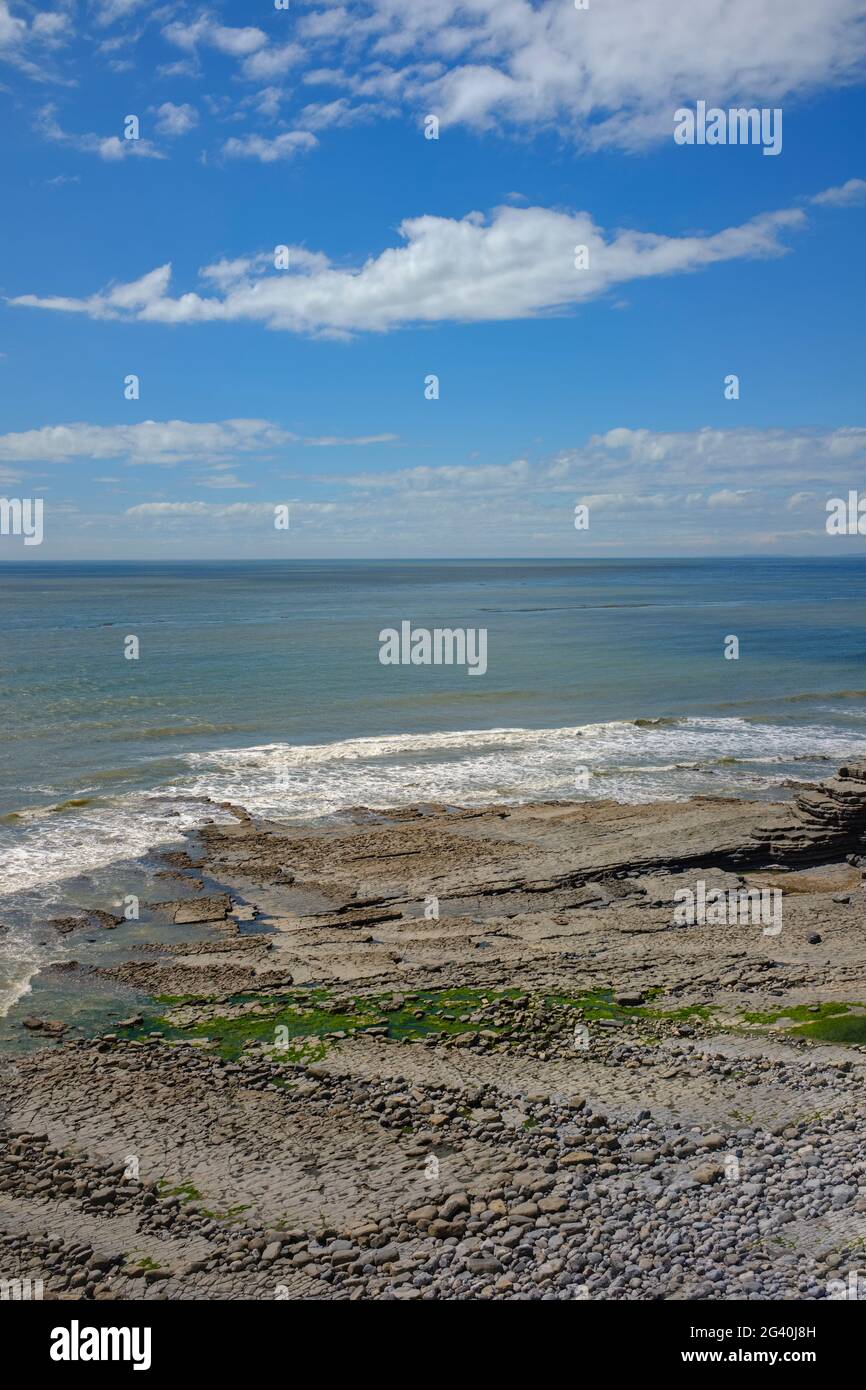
[673, 880, 782, 935]
[0, 1274, 43, 1300]
[674, 102, 782, 156]
[379, 621, 487, 676]
[827, 1269, 865, 1300]
[827, 492, 866, 535]
[50, 1321, 152, 1370]
[0, 497, 43, 545]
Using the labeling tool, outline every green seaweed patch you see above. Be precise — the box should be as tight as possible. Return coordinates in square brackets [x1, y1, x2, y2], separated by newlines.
[791, 1013, 866, 1044]
[542, 989, 624, 1018]
[157, 1180, 202, 1202]
[736, 1001, 866, 1045]
[111, 984, 710, 1058]
[542, 990, 712, 1025]
[199, 1203, 251, 1223]
[184, 1003, 377, 1059]
[345, 986, 523, 1041]
[225, 987, 335, 1009]
[113, 1014, 187, 1044]
[188, 986, 526, 1054]
[740, 1002, 855, 1026]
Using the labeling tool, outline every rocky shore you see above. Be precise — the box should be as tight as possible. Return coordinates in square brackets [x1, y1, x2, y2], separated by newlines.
[3, 764, 866, 1301]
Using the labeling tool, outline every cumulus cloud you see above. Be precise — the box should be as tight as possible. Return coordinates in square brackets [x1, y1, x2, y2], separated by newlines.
[401, 0, 866, 145]
[8, 199, 809, 336]
[810, 178, 866, 206]
[106, 423, 864, 556]
[30, 11, 73, 47]
[93, 0, 147, 25]
[163, 17, 267, 58]
[0, 1, 26, 51]
[163, 0, 866, 150]
[0, 0, 74, 80]
[565, 425, 866, 492]
[239, 42, 304, 81]
[153, 101, 199, 137]
[298, 97, 394, 130]
[35, 103, 165, 160]
[342, 459, 534, 493]
[339, 426, 866, 503]
[0, 418, 399, 466]
[125, 500, 338, 529]
[19, 424, 866, 556]
[221, 130, 318, 162]
[0, 419, 291, 467]
[15, 0, 866, 139]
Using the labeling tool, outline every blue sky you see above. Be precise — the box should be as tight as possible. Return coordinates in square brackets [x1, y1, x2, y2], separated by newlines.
[1, 0, 865, 558]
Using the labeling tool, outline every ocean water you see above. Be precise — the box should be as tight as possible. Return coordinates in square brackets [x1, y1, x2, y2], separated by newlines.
[2, 556, 866, 1016]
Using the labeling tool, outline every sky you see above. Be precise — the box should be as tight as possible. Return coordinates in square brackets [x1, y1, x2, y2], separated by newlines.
[0, 0, 865, 559]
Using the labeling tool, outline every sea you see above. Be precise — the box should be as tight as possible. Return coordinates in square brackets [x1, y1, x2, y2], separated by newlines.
[2, 556, 866, 1026]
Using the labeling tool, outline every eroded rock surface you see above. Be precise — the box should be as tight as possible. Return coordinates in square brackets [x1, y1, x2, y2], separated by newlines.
[2, 765, 865, 1301]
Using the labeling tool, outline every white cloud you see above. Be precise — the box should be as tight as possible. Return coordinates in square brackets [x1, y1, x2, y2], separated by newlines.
[35, 103, 165, 160]
[94, 0, 147, 25]
[0, 2, 26, 51]
[153, 101, 198, 137]
[0, 419, 291, 466]
[571, 425, 866, 491]
[304, 433, 399, 447]
[577, 492, 668, 513]
[157, 58, 198, 79]
[20, 424, 866, 557]
[239, 42, 303, 81]
[249, 86, 283, 118]
[196, 470, 250, 489]
[102, 422, 866, 557]
[342, 426, 866, 502]
[181, 0, 866, 150]
[9, 199, 809, 336]
[297, 7, 351, 41]
[810, 178, 866, 207]
[0, 0, 73, 79]
[11, 263, 174, 318]
[298, 97, 393, 130]
[125, 500, 337, 527]
[343, 458, 533, 493]
[31, 11, 73, 47]
[0, 418, 398, 466]
[707, 489, 752, 507]
[163, 18, 268, 58]
[222, 130, 318, 162]
[418, 0, 866, 145]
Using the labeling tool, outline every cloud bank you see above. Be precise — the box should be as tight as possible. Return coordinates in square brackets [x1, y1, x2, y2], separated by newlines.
[10, 199, 810, 336]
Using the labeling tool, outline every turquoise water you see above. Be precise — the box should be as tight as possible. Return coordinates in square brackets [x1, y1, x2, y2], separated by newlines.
[2, 556, 866, 1012]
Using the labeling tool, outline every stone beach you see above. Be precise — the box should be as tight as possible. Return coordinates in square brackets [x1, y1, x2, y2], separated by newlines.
[2, 764, 866, 1300]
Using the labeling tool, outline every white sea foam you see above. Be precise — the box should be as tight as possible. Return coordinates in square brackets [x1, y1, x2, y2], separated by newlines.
[1, 718, 862, 906]
[0, 928, 43, 1017]
[0, 795, 221, 898]
[177, 717, 864, 819]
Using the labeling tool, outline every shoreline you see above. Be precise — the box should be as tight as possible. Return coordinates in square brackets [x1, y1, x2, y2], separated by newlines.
[2, 767, 866, 1299]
